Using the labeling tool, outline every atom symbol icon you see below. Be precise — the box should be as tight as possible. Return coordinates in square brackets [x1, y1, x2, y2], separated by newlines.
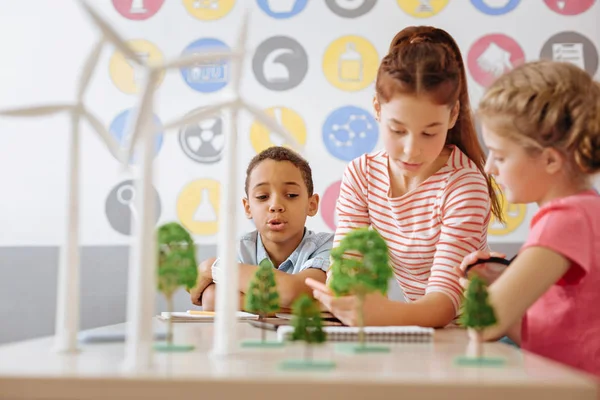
[329, 113, 373, 147]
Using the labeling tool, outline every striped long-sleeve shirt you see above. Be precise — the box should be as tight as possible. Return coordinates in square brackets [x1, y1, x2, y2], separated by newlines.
[333, 146, 491, 314]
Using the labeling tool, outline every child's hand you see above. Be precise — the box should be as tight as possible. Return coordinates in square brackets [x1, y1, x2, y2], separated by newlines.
[305, 278, 387, 326]
[198, 257, 216, 281]
[200, 284, 216, 311]
[189, 257, 217, 305]
[455, 251, 506, 288]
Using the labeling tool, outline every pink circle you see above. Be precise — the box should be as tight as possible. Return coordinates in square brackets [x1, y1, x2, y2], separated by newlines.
[467, 34, 525, 88]
[544, 0, 596, 15]
[112, 0, 165, 21]
[321, 180, 341, 232]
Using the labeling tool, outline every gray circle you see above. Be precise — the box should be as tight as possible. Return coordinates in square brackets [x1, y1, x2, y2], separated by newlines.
[252, 36, 308, 91]
[325, 0, 377, 18]
[178, 108, 225, 164]
[105, 179, 162, 236]
[540, 31, 598, 77]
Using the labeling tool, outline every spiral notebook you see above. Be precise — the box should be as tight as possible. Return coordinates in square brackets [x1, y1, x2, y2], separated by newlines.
[277, 325, 434, 343]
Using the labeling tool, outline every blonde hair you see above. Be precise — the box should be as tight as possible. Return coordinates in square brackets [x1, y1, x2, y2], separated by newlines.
[477, 60, 600, 176]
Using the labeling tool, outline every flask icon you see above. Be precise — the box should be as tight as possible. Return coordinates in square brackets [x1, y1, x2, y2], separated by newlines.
[193, 188, 217, 222]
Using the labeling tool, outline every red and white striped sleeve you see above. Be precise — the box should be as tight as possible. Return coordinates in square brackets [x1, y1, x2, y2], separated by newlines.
[327, 156, 372, 281]
[333, 155, 371, 247]
[426, 168, 491, 313]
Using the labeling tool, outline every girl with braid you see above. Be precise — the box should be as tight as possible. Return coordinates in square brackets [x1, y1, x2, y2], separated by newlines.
[457, 60, 600, 377]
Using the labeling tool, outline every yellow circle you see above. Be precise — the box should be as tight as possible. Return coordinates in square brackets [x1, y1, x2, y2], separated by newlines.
[323, 36, 379, 92]
[109, 39, 165, 95]
[182, 0, 236, 20]
[396, 0, 449, 18]
[488, 182, 527, 236]
[249, 107, 307, 154]
[177, 179, 220, 236]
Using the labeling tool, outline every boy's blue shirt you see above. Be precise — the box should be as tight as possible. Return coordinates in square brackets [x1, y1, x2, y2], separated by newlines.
[238, 228, 334, 273]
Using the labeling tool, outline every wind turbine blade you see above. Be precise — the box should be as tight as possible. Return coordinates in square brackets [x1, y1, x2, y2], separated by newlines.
[0, 104, 73, 117]
[231, 8, 250, 93]
[241, 100, 303, 150]
[163, 100, 235, 131]
[77, 39, 104, 101]
[81, 108, 123, 162]
[77, 0, 141, 65]
[125, 71, 158, 162]
[161, 51, 238, 70]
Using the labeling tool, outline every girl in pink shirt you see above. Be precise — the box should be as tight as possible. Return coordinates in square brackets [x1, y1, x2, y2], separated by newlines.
[457, 60, 600, 378]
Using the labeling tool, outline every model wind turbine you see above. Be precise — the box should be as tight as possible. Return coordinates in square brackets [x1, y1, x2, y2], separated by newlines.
[119, 5, 304, 366]
[0, 38, 123, 353]
[75, 0, 158, 370]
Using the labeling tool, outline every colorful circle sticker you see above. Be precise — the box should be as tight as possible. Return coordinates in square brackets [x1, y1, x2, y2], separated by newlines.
[488, 182, 527, 236]
[182, 0, 236, 20]
[323, 35, 379, 92]
[321, 180, 341, 231]
[112, 0, 165, 20]
[109, 109, 164, 162]
[105, 179, 162, 236]
[177, 179, 221, 236]
[180, 38, 230, 93]
[540, 31, 598, 77]
[543, 0, 595, 15]
[252, 36, 308, 91]
[470, 0, 520, 15]
[396, 0, 449, 17]
[467, 34, 525, 87]
[109, 39, 164, 94]
[322, 106, 379, 162]
[179, 107, 225, 164]
[256, 0, 308, 18]
[249, 107, 306, 154]
[325, 0, 377, 18]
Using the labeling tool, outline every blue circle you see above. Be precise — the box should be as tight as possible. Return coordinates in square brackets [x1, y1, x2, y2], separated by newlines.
[256, 0, 308, 19]
[109, 109, 163, 162]
[470, 0, 521, 15]
[179, 38, 230, 93]
[322, 106, 379, 162]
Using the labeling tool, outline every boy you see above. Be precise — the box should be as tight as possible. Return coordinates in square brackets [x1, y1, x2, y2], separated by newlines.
[189, 146, 333, 311]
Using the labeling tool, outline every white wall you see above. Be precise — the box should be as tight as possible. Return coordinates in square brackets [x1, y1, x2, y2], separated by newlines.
[0, 0, 598, 343]
[1, 0, 599, 246]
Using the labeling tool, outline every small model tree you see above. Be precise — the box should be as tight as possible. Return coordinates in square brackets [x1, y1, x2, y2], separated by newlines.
[244, 258, 281, 344]
[329, 228, 393, 349]
[290, 294, 326, 362]
[240, 259, 283, 348]
[459, 275, 497, 359]
[279, 294, 334, 370]
[156, 222, 198, 351]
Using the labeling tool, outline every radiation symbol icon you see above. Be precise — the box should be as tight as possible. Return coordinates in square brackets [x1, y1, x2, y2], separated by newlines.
[179, 108, 225, 164]
[488, 182, 527, 236]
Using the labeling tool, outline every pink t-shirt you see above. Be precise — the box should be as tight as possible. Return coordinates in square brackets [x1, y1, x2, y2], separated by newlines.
[520, 189, 600, 378]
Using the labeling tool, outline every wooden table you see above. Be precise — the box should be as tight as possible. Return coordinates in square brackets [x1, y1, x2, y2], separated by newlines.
[0, 320, 597, 400]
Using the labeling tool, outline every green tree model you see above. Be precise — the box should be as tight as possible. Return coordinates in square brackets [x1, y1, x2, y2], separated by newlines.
[290, 294, 326, 363]
[157, 222, 198, 350]
[329, 228, 392, 347]
[459, 275, 497, 358]
[244, 258, 280, 343]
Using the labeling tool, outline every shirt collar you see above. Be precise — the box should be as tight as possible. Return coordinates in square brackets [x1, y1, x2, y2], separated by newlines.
[256, 228, 306, 270]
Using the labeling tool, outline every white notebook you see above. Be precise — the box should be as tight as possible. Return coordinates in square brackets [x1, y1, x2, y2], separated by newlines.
[277, 325, 434, 343]
[158, 311, 258, 323]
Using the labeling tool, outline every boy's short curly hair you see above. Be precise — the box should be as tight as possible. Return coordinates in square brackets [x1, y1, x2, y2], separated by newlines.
[244, 146, 314, 196]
